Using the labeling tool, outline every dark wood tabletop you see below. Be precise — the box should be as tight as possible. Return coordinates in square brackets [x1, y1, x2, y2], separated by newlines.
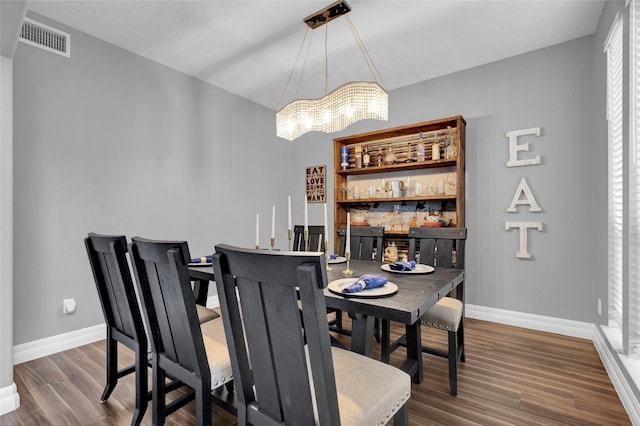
[188, 259, 465, 384]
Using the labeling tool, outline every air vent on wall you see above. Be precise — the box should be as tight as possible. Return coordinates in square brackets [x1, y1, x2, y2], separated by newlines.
[19, 17, 70, 58]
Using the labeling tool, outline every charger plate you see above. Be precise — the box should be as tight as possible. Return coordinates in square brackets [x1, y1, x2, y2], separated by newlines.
[380, 264, 435, 274]
[328, 278, 398, 298]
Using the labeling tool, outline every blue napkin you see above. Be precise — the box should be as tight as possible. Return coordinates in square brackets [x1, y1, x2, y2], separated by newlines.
[329, 254, 339, 260]
[190, 255, 212, 264]
[342, 274, 388, 293]
[389, 261, 416, 271]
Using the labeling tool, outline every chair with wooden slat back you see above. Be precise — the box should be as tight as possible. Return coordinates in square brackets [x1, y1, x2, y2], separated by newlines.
[292, 224, 325, 252]
[337, 225, 385, 340]
[292, 224, 347, 337]
[381, 227, 467, 396]
[85, 233, 148, 426]
[129, 237, 235, 425]
[212, 244, 411, 425]
[338, 225, 385, 261]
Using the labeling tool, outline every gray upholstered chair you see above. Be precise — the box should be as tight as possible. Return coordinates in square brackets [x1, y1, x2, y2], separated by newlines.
[213, 244, 411, 425]
[382, 227, 467, 396]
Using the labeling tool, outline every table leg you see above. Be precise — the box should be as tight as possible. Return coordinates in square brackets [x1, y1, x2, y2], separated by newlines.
[347, 312, 374, 357]
[192, 279, 209, 306]
[403, 322, 423, 384]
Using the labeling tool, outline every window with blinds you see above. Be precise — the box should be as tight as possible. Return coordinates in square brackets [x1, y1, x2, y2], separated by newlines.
[606, 13, 624, 332]
[630, 0, 640, 356]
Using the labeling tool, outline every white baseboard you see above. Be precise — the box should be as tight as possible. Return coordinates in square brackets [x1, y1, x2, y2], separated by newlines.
[465, 304, 596, 340]
[12, 295, 220, 365]
[12, 324, 105, 365]
[593, 327, 640, 425]
[0, 383, 20, 416]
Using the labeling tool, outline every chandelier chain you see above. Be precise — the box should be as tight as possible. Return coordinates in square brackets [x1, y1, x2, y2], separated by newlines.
[276, 27, 311, 111]
[345, 15, 386, 89]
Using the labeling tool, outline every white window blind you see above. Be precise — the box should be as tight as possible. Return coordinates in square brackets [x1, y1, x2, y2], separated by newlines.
[630, 0, 640, 356]
[606, 14, 624, 330]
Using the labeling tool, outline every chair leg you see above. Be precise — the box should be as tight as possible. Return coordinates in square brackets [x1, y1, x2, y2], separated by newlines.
[393, 401, 409, 426]
[152, 358, 167, 426]
[131, 343, 148, 426]
[380, 319, 391, 363]
[195, 380, 211, 426]
[458, 317, 465, 363]
[448, 330, 458, 396]
[101, 335, 118, 402]
[335, 309, 343, 329]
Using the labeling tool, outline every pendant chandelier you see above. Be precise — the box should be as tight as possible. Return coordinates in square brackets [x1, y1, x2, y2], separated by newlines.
[276, 1, 388, 141]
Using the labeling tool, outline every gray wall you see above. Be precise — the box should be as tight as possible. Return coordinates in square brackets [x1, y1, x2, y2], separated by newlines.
[291, 35, 600, 322]
[11, 9, 609, 346]
[12, 12, 300, 344]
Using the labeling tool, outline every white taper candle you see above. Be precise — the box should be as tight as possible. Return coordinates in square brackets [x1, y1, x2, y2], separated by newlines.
[255, 214, 259, 248]
[346, 212, 351, 255]
[271, 205, 276, 239]
[287, 195, 292, 230]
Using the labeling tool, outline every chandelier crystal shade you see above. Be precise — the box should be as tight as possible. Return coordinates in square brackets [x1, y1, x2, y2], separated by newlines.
[276, 81, 388, 141]
[276, 1, 388, 141]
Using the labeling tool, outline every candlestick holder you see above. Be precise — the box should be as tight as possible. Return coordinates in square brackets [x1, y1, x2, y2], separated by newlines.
[341, 251, 353, 276]
[288, 228, 292, 251]
[324, 240, 333, 271]
[270, 237, 275, 251]
[304, 229, 309, 251]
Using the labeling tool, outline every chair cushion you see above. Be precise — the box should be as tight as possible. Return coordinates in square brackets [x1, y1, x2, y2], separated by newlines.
[421, 297, 463, 332]
[200, 317, 233, 388]
[196, 304, 220, 323]
[331, 346, 411, 426]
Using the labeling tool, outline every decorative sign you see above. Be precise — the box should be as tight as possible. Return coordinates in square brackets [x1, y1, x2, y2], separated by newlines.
[306, 165, 326, 203]
[505, 127, 544, 259]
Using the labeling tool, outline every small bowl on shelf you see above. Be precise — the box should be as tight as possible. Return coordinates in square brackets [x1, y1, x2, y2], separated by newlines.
[421, 221, 443, 227]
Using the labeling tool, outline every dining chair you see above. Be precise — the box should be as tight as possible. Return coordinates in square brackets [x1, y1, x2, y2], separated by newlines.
[292, 224, 325, 251]
[212, 244, 411, 425]
[382, 227, 467, 396]
[129, 237, 234, 425]
[338, 225, 384, 261]
[338, 225, 385, 340]
[85, 233, 149, 426]
[292, 224, 348, 338]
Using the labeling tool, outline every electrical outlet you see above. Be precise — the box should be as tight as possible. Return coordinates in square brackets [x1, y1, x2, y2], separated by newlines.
[597, 298, 602, 316]
[63, 298, 76, 314]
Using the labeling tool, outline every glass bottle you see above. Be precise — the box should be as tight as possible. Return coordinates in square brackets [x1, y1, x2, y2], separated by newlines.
[432, 132, 440, 160]
[417, 132, 425, 161]
[376, 146, 384, 166]
[363, 145, 370, 168]
[384, 145, 396, 164]
[355, 145, 362, 168]
[446, 125, 456, 159]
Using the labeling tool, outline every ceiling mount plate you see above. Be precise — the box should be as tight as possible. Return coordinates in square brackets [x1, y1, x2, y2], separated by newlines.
[304, 1, 351, 29]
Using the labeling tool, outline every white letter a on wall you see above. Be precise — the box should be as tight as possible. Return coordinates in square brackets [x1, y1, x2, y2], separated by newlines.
[506, 177, 542, 212]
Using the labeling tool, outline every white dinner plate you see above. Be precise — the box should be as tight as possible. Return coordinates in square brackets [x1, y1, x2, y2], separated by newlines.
[188, 262, 212, 267]
[380, 263, 435, 274]
[328, 256, 347, 264]
[328, 278, 398, 298]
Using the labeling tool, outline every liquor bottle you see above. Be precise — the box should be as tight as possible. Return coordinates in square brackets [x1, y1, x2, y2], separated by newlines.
[363, 145, 370, 168]
[417, 132, 425, 161]
[432, 132, 440, 160]
[376, 146, 384, 166]
[355, 145, 362, 168]
[384, 146, 396, 164]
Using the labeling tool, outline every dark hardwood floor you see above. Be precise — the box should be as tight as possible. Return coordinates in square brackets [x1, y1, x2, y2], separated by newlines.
[1, 317, 631, 425]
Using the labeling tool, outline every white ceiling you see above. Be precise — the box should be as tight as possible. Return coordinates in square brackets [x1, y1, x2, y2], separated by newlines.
[26, 1, 605, 111]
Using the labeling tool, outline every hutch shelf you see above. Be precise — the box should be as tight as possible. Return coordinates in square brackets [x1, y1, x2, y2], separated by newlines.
[333, 115, 466, 253]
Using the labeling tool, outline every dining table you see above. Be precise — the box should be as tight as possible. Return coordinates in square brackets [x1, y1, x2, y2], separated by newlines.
[188, 257, 465, 384]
